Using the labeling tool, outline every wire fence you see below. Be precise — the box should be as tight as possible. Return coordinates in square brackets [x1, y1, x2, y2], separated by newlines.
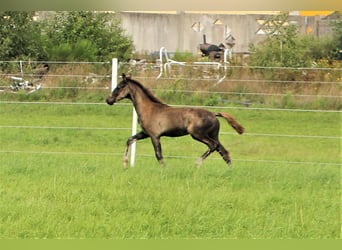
[0, 125, 340, 140]
[0, 150, 340, 167]
[0, 58, 340, 115]
[1, 60, 341, 83]
[1, 101, 340, 167]
[1, 60, 341, 167]
[1, 100, 341, 113]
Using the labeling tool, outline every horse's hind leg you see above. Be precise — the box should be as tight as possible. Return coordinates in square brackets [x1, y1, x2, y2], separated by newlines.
[196, 147, 216, 166]
[216, 143, 231, 166]
[123, 131, 149, 167]
[195, 141, 231, 167]
[191, 131, 231, 166]
[191, 135, 218, 167]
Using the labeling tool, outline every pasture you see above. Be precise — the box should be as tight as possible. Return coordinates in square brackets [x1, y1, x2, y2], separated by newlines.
[0, 103, 340, 239]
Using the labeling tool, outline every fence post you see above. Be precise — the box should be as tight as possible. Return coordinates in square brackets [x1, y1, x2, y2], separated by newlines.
[19, 60, 24, 77]
[111, 58, 137, 167]
[111, 58, 118, 91]
[130, 109, 138, 167]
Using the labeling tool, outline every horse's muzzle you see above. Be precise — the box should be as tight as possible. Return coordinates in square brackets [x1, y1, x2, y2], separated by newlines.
[106, 96, 115, 105]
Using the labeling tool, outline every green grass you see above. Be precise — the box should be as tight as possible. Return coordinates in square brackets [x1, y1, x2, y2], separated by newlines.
[0, 103, 340, 239]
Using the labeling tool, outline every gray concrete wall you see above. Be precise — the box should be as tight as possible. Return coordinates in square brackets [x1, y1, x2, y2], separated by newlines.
[119, 12, 331, 55]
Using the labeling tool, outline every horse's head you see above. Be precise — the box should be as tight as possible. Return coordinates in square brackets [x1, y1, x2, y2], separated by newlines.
[106, 73, 131, 105]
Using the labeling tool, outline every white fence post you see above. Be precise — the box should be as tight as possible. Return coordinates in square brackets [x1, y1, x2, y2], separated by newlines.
[130, 109, 138, 167]
[19, 60, 24, 77]
[111, 58, 118, 91]
[111, 58, 137, 167]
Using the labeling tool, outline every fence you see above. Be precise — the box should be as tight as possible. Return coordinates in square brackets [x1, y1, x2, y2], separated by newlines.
[0, 59, 341, 167]
[0, 60, 112, 95]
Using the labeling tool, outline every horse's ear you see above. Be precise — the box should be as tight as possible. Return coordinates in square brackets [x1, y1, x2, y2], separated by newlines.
[122, 73, 131, 82]
[122, 73, 127, 81]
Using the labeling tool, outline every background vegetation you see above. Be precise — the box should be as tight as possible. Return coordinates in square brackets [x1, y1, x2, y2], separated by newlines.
[0, 11, 134, 63]
[0, 11, 341, 65]
[249, 12, 342, 67]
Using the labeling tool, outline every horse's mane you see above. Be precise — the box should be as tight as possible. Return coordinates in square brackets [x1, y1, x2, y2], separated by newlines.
[128, 78, 168, 106]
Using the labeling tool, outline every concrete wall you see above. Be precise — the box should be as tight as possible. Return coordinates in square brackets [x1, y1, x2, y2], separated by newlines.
[119, 12, 331, 55]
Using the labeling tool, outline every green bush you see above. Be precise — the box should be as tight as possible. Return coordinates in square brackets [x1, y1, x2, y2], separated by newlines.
[49, 40, 98, 61]
[0, 11, 134, 63]
[172, 50, 197, 62]
[45, 11, 134, 62]
[249, 12, 341, 68]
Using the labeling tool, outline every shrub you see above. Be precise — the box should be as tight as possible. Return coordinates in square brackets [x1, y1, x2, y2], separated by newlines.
[45, 11, 134, 62]
[49, 40, 98, 61]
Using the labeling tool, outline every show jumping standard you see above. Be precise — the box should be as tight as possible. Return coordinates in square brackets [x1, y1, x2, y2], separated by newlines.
[106, 74, 244, 167]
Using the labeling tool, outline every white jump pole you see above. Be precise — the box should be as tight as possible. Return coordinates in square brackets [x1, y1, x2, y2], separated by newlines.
[111, 58, 137, 167]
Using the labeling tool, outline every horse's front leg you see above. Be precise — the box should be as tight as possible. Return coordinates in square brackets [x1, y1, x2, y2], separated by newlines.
[123, 131, 149, 167]
[151, 136, 164, 166]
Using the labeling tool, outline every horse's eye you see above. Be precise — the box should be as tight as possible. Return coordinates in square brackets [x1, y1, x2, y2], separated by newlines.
[117, 83, 125, 89]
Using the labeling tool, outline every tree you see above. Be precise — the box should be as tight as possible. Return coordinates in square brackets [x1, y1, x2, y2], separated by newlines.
[0, 11, 47, 61]
[249, 12, 342, 68]
[330, 11, 342, 61]
[304, 12, 342, 63]
[45, 11, 134, 62]
[249, 13, 311, 68]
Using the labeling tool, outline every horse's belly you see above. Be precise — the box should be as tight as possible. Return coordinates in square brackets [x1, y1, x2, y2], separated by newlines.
[161, 128, 188, 137]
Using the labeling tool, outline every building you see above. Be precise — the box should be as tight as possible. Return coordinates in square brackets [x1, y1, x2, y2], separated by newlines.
[119, 11, 338, 55]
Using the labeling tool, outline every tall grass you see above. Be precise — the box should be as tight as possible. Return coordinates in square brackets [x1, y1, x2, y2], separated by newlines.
[1, 62, 340, 110]
[0, 104, 340, 239]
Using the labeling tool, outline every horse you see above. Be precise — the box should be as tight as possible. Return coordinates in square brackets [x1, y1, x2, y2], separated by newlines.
[106, 74, 244, 167]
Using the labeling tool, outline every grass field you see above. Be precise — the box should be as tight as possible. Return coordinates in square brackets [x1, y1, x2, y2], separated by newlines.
[0, 103, 340, 239]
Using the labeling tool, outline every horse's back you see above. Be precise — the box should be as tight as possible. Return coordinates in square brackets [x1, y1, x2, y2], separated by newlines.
[179, 107, 219, 134]
[183, 107, 217, 122]
[149, 105, 219, 137]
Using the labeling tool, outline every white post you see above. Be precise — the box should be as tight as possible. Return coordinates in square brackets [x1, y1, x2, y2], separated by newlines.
[19, 60, 23, 77]
[111, 58, 118, 91]
[111, 58, 137, 167]
[130, 109, 138, 167]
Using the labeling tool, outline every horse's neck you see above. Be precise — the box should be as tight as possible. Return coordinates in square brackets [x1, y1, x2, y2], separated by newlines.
[130, 84, 158, 115]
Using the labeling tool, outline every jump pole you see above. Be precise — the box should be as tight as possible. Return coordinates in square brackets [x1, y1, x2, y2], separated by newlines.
[111, 58, 137, 167]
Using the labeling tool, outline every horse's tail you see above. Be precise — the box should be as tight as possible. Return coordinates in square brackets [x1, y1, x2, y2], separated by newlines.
[215, 112, 244, 134]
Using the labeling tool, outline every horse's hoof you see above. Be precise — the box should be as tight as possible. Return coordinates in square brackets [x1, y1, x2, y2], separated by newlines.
[159, 159, 166, 166]
[123, 159, 128, 168]
[195, 158, 203, 167]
